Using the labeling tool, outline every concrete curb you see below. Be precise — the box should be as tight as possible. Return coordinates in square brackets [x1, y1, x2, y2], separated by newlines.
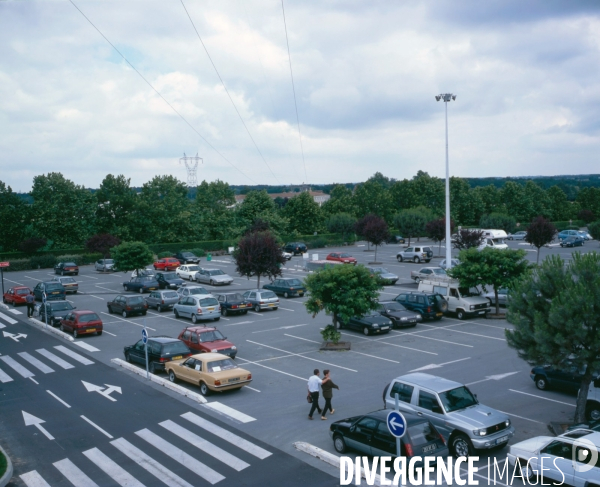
[28, 317, 75, 341]
[293, 441, 383, 486]
[111, 358, 207, 404]
[0, 444, 13, 487]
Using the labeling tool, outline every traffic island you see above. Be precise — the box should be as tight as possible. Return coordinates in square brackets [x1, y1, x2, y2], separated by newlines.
[486, 312, 507, 320]
[0, 445, 13, 487]
[319, 341, 351, 351]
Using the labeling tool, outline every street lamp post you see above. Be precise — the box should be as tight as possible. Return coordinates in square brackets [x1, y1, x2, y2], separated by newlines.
[435, 93, 456, 270]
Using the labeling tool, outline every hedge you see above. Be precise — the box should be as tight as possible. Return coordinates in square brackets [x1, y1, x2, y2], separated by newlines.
[1, 253, 103, 272]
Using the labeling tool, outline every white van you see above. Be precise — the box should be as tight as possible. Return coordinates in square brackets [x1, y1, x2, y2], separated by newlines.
[478, 229, 509, 250]
[418, 277, 490, 319]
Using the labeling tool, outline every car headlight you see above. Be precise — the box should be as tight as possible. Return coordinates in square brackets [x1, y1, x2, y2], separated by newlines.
[372, 324, 379, 328]
[211, 349, 218, 353]
[470, 305, 475, 310]
[231, 346, 237, 350]
[505, 419, 511, 427]
[473, 428, 487, 436]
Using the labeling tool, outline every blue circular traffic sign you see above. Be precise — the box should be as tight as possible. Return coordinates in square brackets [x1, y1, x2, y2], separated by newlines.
[387, 411, 407, 438]
[142, 328, 148, 344]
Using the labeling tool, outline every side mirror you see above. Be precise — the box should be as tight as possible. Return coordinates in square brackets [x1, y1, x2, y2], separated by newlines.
[349, 426, 356, 433]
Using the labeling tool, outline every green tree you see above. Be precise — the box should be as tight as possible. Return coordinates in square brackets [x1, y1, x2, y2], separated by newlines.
[499, 181, 528, 223]
[450, 177, 483, 225]
[525, 216, 557, 264]
[410, 171, 445, 215]
[506, 253, 600, 423]
[95, 174, 138, 240]
[30, 172, 96, 248]
[393, 207, 432, 246]
[588, 221, 600, 243]
[425, 218, 454, 257]
[479, 213, 517, 234]
[352, 180, 393, 221]
[472, 185, 501, 217]
[195, 180, 236, 240]
[321, 185, 355, 216]
[325, 213, 357, 241]
[577, 187, 600, 218]
[546, 186, 571, 222]
[111, 241, 154, 274]
[452, 229, 484, 251]
[304, 264, 383, 329]
[236, 190, 289, 238]
[233, 230, 286, 288]
[0, 181, 28, 252]
[448, 247, 530, 315]
[282, 192, 324, 235]
[523, 181, 553, 221]
[389, 179, 415, 212]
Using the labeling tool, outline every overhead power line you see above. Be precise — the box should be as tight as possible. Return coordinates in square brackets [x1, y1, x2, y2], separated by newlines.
[68, 0, 257, 184]
[281, 0, 308, 183]
[180, 0, 281, 185]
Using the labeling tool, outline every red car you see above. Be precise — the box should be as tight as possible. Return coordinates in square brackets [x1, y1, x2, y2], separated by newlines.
[178, 326, 237, 359]
[326, 252, 357, 265]
[3, 286, 33, 306]
[59, 311, 103, 338]
[153, 258, 181, 271]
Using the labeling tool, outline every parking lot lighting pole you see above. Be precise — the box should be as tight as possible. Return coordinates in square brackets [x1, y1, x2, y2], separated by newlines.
[435, 93, 456, 270]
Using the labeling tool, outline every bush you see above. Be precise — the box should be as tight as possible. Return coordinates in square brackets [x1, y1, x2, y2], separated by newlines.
[479, 213, 517, 234]
[56, 253, 102, 265]
[552, 220, 585, 232]
[29, 254, 57, 269]
[3, 259, 32, 272]
[320, 324, 342, 344]
[588, 221, 600, 241]
[189, 248, 207, 257]
[157, 251, 172, 259]
[307, 237, 328, 249]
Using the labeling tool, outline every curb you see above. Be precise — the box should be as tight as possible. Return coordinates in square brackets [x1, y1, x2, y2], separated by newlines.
[486, 313, 507, 320]
[293, 441, 384, 486]
[0, 444, 13, 487]
[110, 358, 207, 404]
[28, 318, 75, 341]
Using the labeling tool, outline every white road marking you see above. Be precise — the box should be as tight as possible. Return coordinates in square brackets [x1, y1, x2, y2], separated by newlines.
[73, 341, 101, 352]
[78, 274, 99, 279]
[20, 471, 52, 487]
[53, 458, 99, 487]
[236, 356, 306, 380]
[349, 350, 400, 363]
[36, 349, 74, 369]
[508, 389, 575, 406]
[245, 386, 261, 392]
[337, 330, 438, 355]
[8, 308, 23, 315]
[23, 276, 43, 281]
[277, 307, 294, 311]
[384, 329, 473, 348]
[495, 410, 544, 424]
[95, 285, 118, 292]
[102, 330, 117, 336]
[100, 312, 156, 330]
[223, 320, 252, 326]
[283, 334, 320, 343]
[466, 371, 519, 386]
[419, 323, 505, 341]
[203, 402, 257, 423]
[111, 438, 194, 487]
[135, 428, 224, 484]
[3, 278, 24, 285]
[29, 377, 39, 384]
[83, 447, 143, 486]
[252, 324, 309, 334]
[181, 412, 272, 459]
[0, 311, 18, 324]
[18, 352, 54, 373]
[0, 355, 34, 377]
[410, 357, 471, 372]
[81, 415, 113, 438]
[54, 345, 94, 365]
[0, 367, 13, 382]
[46, 390, 71, 408]
[88, 295, 105, 300]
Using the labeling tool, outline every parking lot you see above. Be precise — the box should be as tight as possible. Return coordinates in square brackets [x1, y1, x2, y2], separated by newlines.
[1, 238, 595, 481]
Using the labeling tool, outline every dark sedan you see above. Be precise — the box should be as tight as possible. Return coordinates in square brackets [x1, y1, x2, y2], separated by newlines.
[155, 271, 186, 290]
[107, 295, 148, 318]
[376, 302, 422, 328]
[330, 409, 449, 461]
[124, 337, 192, 374]
[560, 236, 584, 248]
[531, 361, 587, 393]
[123, 276, 160, 293]
[263, 278, 306, 298]
[214, 293, 252, 316]
[283, 242, 307, 255]
[54, 261, 79, 276]
[338, 312, 392, 336]
[33, 281, 66, 302]
[38, 300, 76, 326]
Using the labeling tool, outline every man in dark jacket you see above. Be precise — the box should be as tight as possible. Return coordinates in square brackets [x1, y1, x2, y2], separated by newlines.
[25, 292, 35, 318]
[320, 369, 339, 420]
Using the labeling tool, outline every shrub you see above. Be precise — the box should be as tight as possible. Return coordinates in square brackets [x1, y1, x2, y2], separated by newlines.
[307, 237, 328, 249]
[56, 253, 102, 265]
[157, 251, 172, 259]
[479, 213, 517, 234]
[3, 259, 32, 272]
[19, 237, 47, 254]
[29, 254, 57, 269]
[189, 248, 207, 257]
[320, 324, 342, 345]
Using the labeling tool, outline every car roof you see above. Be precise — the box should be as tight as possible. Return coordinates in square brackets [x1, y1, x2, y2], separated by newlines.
[392, 372, 462, 393]
[191, 352, 234, 361]
[184, 326, 217, 333]
[148, 337, 183, 344]
[73, 310, 98, 315]
[12, 286, 30, 290]
[360, 409, 430, 426]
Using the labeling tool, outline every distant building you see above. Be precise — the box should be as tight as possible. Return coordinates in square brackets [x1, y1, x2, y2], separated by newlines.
[234, 189, 330, 206]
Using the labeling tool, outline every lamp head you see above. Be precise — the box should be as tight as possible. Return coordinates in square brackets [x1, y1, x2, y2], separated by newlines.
[435, 95, 441, 101]
[452, 95, 456, 101]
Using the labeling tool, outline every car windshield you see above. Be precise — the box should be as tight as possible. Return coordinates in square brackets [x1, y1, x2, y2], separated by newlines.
[371, 267, 385, 273]
[226, 294, 244, 301]
[49, 302, 74, 311]
[163, 291, 178, 298]
[208, 270, 225, 276]
[383, 303, 406, 312]
[187, 265, 200, 272]
[340, 253, 352, 258]
[60, 278, 76, 283]
[458, 287, 480, 297]
[63, 262, 77, 267]
[16, 289, 30, 295]
[127, 297, 145, 304]
[200, 298, 219, 307]
[45, 283, 63, 290]
[140, 276, 155, 282]
[207, 359, 237, 372]
[188, 287, 209, 295]
[432, 269, 447, 275]
[161, 342, 190, 355]
[104, 259, 114, 264]
[439, 386, 478, 412]
[287, 279, 302, 286]
[79, 313, 100, 323]
[199, 330, 225, 342]
[162, 272, 178, 279]
[182, 252, 194, 257]
[261, 291, 277, 299]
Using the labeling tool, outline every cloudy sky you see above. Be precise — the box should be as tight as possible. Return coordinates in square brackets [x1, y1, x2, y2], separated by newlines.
[1, 1, 599, 192]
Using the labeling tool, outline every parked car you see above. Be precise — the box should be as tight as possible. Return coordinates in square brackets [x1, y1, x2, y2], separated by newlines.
[131, 269, 155, 278]
[153, 257, 181, 271]
[418, 279, 490, 320]
[396, 246, 433, 263]
[560, 236, 584, 247]
[483, 288, 510, 307]
[174, 295, 221, 323]
[124, 336, 192, 374]
[123, 276, 160, 294]
[558, 229, 580, 241]
[95, 259, 115, 272]
[155, 271, 186, 290]
[507, 430, 600, 486]
[177, 285, 210, 298]
[281, 249, 292, 261]
[214, 293, 252, 316]
[439, 259, 460, 270]
[54, 261, 79, 276]
[33, 281, 66, 302]
[375, 301, 422, 328]
[338, 311, 393, 336]
[530, 361, 587, 393]
[326, 252, 357, 265]
[176, 264, 201, 281]
[283, 242, 307, 255]
[410, 267, 447, 284]
[366, 267, 398, 285]
[59, 310, 103, 338]
[242, 289, 279, 312]
[394, 291, 448, 321]
[195, 268, 234, 286]
[578, 230, 593, 240]
[38, 300, 76, 326]
[52, 276, 78, 294]
[166, 353, 252, 396]
[175, 251, 201, 264]
[387, 235, 406, 244]
[329, 409, 449, 462]
[507, 231, 527, 241]
[263, 278, 306, 298]
[384, 372, 514, 456]
[177, 326, 237, 358]
[2, 286, 32, 306]
[107, 295, 148, 318]
[145, 290, 180, 312]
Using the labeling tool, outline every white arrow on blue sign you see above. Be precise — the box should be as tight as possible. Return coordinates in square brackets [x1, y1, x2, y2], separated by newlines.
[387, 411, 407, 438]
[142, 328, 148, 344]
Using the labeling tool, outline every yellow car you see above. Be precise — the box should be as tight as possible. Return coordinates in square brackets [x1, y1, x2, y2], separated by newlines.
[165, 353, 252, 396]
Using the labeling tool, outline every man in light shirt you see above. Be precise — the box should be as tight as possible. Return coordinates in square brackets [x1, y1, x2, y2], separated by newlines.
[307, 369, 329, 420]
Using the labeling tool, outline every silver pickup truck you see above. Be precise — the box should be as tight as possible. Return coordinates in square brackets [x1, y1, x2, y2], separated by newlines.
[418, 277, 490, 319]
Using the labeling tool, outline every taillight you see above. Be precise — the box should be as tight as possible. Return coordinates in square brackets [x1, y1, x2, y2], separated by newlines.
[126, 306, 132, 311]
[427, 307, 431, 313]
[161, 300, 165, 304]
[197, 308, 203, 314]
[260, 301, 265, 304]
[247, 374, 252, 380]
[159, 357, 167, 362]
[405, 443, 413, 457]
[232, 305, 238, 309]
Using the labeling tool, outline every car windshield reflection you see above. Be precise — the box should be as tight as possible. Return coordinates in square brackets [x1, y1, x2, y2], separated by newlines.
[439, 386, 477, 412]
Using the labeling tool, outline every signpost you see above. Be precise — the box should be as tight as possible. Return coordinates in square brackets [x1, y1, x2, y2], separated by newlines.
[0, 261, 8, 296]
[42, 292, 48, 329]
[387, 394, 407, 458]
[142, 326, 149, 379]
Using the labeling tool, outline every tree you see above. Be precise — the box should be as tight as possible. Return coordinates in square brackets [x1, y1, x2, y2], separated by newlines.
[195, 179, 236, 241]
[410, 171, 445, 215]
[450, 177, 483, 226]
[425, 218, 454, 257]
[479, 213, 517, 234]
[578, 209, 596, 224]
[393, 208, 431, 246]
[233, 230, 286, 288]
[448, 247, 530, 315]
[472, 185, 501, 216]
[588, 221, 600, 242]
[111, 241, 154, 274]
[304, 264, 383, 329]
[506, 253, 600, 423]
[325, 213, 357, 241]
[18, 237, 47, 255]
[352, 180, 393, 221]
[85, 234, 121, 258]
[95, 174, 138, 240]
[0, 181, 28, 252]
[355, 214, 389, 263]
[452, 229, 484, 251]
[236, 190, 289, 238]
[321, 185, 355, 217]
[547, 186, 572, 222]
[525, 216, 557, 264]
[282, 192, 324, 235]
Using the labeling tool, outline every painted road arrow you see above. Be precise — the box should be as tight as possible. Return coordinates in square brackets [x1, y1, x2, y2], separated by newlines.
[3, 331, 27, 342]
[466, 372, 519, 386]
[82, 381, 122, 402]
[22, 411, 54, 440]
[409, 357, 471, 372]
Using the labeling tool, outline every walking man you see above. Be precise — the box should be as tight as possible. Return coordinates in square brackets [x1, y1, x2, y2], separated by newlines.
[320, 369, 339, 420]
[25, 292, 35, 318]
[307, 369, 329, 420]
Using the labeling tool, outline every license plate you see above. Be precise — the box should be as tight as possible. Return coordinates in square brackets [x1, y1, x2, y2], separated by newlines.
[149, 287, 157, 290]
[409, 320, 416, 323]
[496, 435, 509, 445]
[298, 291, 304, 295]
[87, 328, 96, 332]
[381, 326, 390, 330]
[52, 292, 59, 295]
[172, 355, 183, 360]
[229, 377, 240, 382]
[422, 444, 437, 453]
[268, 304, 274, 307]
[479, 311, 485, 314]
[207, 307, 215, 311]
[436, 313, 442, 317]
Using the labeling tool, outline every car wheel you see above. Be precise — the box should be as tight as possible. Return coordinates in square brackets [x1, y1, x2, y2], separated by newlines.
[413, 256, 420, 263]
[214, 317, 220, 321]
[169, 370, 177, 383]
[333, 435, 347, 454]
[243, 310, 248, 315]
[108, 306, 113, 314]
[534, 375, 548, 390]
[222, 308, 228, 316]
[122, 311, 128, 318]
[138, 288, 144, 294]
[440, 301, 449, 313]
[123, 285, 128, 292]
[284, 292, 289, 298]
[142, 311, 147, 316]
[363, 327, 370, 336]
[415, 277, 420, 284]
[191, 314, 198, 324]
[60, 324, 65, 332]
[174, 309, 180, 318]
[149, 362, 156, 374]
[97, 331, 102, 336]
[199, 382, 211, 396]
[125, 352, 131, 363]
[1, 298, 6, 305]
[73, 329, 78, 338]
[456, 309, 465, 320]
[254, 304, 260, 312]
[210, 280, 215, 286]
[397, 255, 403, 262]
[586, 402, 600, 421]
[451, 434, 473, 458]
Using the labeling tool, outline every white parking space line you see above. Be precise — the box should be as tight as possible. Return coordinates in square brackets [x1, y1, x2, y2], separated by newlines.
[384, 329, 473, 348]
[419, 323, 506, 341]
[336, 331, 438, 355]
[0, 312, 18, 324]
[236, 356, 307, 381]
[350, 351, 400, 363]
[246, 340, 357, 372]
[245, 386, 261, 392]
[203, 402, 257, 423]
[100, 312, 156, 331]
[283, 334, 320, 343]
[447, 319, 510, 330]
[252, 324, 309, 334]
[53, 459, 100, 487]
[95, 285, 118, 292]
[277, 307, 294, 311]
[102, 330, 117, 336]
[47, 390, 71, 408]
[495, 410, 544, 424]
[508, 389, 575, 406]
[3, 278, 24, 285]
[23, 275, 43, 281]
[88, 295, 105, 300]
[77, 274, 99, 279]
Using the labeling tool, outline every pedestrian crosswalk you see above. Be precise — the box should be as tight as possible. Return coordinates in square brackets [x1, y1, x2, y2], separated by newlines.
[0, 346, 94, 383]
[0, 310, 18, 328]
[20, 412, 272, 486]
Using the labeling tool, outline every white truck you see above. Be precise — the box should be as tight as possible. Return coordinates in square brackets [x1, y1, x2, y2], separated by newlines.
[418, 277, 491, 319]
[587, 379, 600, 421]
[478, 229, 509, 250]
